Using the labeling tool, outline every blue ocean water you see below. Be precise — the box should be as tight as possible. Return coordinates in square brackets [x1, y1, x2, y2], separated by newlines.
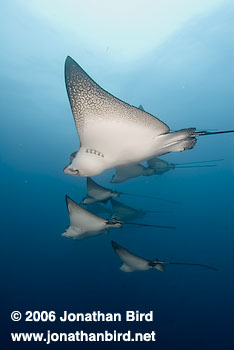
[1, 1, 234, 349]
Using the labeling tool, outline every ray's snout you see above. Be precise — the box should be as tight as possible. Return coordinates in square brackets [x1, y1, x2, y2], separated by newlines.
[64, 164, 80, 176]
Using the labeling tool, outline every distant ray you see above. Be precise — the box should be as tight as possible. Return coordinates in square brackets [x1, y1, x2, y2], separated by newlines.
[111, 198, 146, 222]
[110, 198, 169, 222]
[147, 158, 175, 175]
[83, 202, 112, 216]
[63, 196, 173, 241]
[147, 157, 217, 174]
[82, 177, 119, 205]
[111, 163, 154, 183]
[111, 241, 165, 272]
[112, 241, 218, 272]
[82, 177, 178, 205]
[62, 195, 122, 240]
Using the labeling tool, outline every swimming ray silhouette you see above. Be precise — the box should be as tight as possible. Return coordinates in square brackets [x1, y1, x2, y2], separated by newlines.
[63, 195, 174, 240]
[147, 157, 217, 174]
[112, 241, 217, 272]
[110, 198, 171, 222]
[82, 177, 177, 204]
[112, 241, 165, 272]
[111, 163, 154, 183]
[62, 195, 122, 240]
[82, 177, 119, 205]
[83, 202, 112, 216]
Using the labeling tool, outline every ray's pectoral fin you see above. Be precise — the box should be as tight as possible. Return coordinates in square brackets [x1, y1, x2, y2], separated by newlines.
[120, 263, 134, 272]
[61, 226, 82, 238]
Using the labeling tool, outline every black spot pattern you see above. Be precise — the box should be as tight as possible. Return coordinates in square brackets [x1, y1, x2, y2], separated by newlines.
[64, 56, 169, 134]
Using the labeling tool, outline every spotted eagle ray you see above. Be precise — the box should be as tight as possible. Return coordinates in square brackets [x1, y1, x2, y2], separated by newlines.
[110, 158, 219, 183]
[110, 198, 170, 222]
[82, 177, 119, 205]
[62, 195, 122, 240]
[112, 241, 218, 272]
[83, 202, 112, 216]
[147, 157, 219, 175]
[82, 177, 177, 205]
[64, 56, 233, 177]
[63, 195, 175, 239]
[111, 163, 154, 183]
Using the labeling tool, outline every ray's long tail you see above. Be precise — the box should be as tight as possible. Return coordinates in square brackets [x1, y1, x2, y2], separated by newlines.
[119, 192, 179, 204]
[175, 165, 216, 169]
[193, 130, 234, 137]
[168, 261, 218, 271]
[124, 222, 176, 230]
[174, 159, 223, 165]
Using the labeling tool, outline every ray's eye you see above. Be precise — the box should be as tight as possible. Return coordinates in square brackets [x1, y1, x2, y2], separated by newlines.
[107, 218, 122, 225]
